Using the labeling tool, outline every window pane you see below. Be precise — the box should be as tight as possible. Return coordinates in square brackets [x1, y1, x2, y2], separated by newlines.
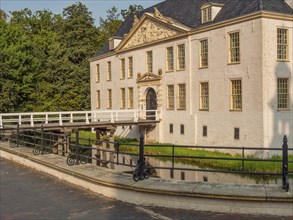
[178, 84, 186, 109]
[277, 29, 288, 60]
[178, 44, 185, 70]
[107, 62, 112, 81]
[96, 64, 100, 82]
[120, 88, 125, 109]
[121, 59, 125, 79]
[167, 85, 174, 109]
[108, 89, 112, 108]
[229, 32, 240, 63]
[96, 90, 100, 109]
[277, 78, 289, 109]
[230, 80, 242, 110]
[128, 57, 133, 78]
[167, 47, 174, 71]
[128, 87, 134, 109]
[146, 51, 153, 73]
[200, 40, 208, 67]
[200, 82, 209, 110]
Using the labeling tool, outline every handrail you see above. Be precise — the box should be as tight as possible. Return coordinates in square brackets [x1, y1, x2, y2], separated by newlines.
[0, 110, 159, 127]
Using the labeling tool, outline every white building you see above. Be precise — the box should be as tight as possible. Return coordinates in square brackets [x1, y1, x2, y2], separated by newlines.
[90, 0, 293, 149]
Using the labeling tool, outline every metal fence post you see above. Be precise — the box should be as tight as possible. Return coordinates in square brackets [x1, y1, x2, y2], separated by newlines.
[16, 123, 20, 147]
[41, 124, 44, 154]
[138, 135, 145, 179]
[241, 146, 245, 175]
[75, 128, 80, 165]
[116, 143, 120, 165]
[282, 135, 289, 192]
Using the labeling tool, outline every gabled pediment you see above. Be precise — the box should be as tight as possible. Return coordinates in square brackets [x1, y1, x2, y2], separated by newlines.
[137, 72, 162, 83]
[116, 11, 189, 51]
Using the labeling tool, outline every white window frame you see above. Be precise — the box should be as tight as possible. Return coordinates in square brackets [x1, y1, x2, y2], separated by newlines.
[146, 51, 153, 73]
[96, 90, 100, 109]
[120, 88, 126, 109]
[107, 89, 112, 109]
[277, 78, 289, 110]
[128, 56, 133, 78]
[128, 87, 134, 109]
[230, 79, 242, 111]
[277, 28, 289, 61]
[107, 61, 112, 81]
[199, 39, 208, 68]
[96, 64, 100, 83]
[177, 84, 186, 110]
[166, 47, 174, 72]
[167, 85, 175, 110]
[202, 6, 211, 23]
[200, 82, 209, 110]
[177, 44, 185, 70]
[120, 58, 125, 79]
[229, 32, 240, 64]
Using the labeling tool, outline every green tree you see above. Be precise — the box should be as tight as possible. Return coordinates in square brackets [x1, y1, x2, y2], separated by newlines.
[121, 4, 143, 20]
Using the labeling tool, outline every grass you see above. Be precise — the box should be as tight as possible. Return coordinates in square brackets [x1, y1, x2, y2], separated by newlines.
[71, 131, 293, 173]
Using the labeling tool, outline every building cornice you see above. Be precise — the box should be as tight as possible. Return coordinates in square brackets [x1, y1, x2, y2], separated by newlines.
[89, 11, 293, 63]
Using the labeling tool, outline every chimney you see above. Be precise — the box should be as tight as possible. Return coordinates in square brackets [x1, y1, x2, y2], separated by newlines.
[109, 37, 122, 50]
[284, 0, 293, 9]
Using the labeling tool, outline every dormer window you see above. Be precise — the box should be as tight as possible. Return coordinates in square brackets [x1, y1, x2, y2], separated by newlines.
[202, 6, 212, 23]
[201, 3, 223, 24]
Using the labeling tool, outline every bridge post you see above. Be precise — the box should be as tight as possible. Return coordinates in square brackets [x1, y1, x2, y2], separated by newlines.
[0, 115, 2, 127]
[30, 115, 34, 127]
[282, 135, 289, 192]
[86, 113, 89, 124]
[59, 114, 63, 126]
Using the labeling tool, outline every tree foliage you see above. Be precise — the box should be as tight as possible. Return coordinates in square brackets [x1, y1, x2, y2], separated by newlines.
[0, 3, 143, 113]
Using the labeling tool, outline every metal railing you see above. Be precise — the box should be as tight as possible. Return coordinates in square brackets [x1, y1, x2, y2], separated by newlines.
[0, 110, 159, 127]
[0, 125, 291, 191]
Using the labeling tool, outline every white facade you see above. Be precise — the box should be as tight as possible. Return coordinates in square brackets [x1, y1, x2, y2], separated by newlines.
[90, 5, 293, 150]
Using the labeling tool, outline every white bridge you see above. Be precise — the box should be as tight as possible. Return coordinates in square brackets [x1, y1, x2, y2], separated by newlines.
[0, 110, 159, 128]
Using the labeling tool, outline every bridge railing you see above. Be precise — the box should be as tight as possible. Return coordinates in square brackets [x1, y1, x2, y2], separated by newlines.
[0, 110, 159, 127]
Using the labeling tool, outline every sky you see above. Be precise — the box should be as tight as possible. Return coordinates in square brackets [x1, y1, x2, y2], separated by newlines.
[0, 0, 164, 26]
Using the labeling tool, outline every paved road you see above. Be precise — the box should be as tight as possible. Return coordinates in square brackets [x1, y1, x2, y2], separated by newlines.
[0, 158, 286, 220]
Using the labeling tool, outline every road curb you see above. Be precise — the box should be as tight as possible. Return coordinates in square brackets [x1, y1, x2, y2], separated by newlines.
[0, 145, 292, 216]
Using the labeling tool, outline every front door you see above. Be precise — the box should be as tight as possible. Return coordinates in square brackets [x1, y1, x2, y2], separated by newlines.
[146, 88, 157, 120]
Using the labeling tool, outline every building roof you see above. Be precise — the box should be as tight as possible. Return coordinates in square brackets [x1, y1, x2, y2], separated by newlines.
[94, 0, 293, 57]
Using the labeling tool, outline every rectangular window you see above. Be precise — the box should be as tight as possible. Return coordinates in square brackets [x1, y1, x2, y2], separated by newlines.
[107, 61, 112, 81]
[169, 124, 173, 134]
[146, 51, 153, 73]
[277, 28, 288, 61]
[96, 64, 100, 83]
[167, 85, 175, 110]
[229, 32, 240, 63]
[107, 89, 112, 109]
[230, 79, 242, 110]
[120, 88, 126, 109]
[200, 82, 209, 110]
[202, 7, 211, 23]
[166, 47, 174, 71]
[120, 58, 125, 79]
[178, 84, 186, 110]
[128, 87, 134, 109]
[277, 78, 289, 109]
[200, 39, 208, 68]
[177, 44, 185, 70]
[234, 128, 240, 140]
[180, 124, 184, 135]
[203, 126, 207, 137]
[128, 57, 133, 78]
[96, 90, 100, 109]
